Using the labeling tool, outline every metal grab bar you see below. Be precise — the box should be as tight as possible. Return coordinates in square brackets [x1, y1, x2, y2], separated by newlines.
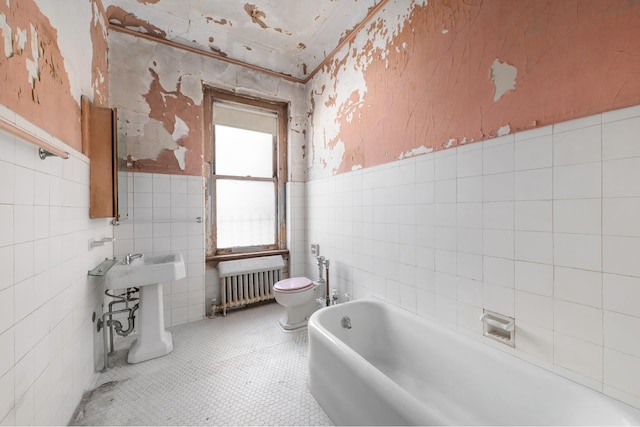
[113, 217, 202, 226]
[0, 115, 70, 160]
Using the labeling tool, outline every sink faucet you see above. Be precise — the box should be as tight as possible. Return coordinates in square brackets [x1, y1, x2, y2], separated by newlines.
[123, 253, 144, 265]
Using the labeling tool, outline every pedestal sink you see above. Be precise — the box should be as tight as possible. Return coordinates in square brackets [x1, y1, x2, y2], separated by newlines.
[105, 253, 186, 363]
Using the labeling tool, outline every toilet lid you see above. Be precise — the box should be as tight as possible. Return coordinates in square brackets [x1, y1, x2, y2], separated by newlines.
[274, 277, 314, 292]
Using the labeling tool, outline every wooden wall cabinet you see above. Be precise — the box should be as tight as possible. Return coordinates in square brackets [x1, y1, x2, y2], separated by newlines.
[82, 96, 127, 220]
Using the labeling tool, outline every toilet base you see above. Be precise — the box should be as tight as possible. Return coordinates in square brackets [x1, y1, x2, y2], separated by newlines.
[277, 298, 319, 331]
[278, 316, 309, 332]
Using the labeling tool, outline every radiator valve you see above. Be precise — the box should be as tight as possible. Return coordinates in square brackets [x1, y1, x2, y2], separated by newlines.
[208, 298, 218, 317]
[331, 289, 339, 305]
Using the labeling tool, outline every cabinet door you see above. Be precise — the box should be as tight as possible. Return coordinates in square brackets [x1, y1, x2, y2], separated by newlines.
[82, 96, 116, 219]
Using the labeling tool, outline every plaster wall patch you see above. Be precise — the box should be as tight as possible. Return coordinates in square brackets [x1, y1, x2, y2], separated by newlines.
[180, 74, 203, 105]
[172, 116, 189, 141]
[15, 26, 27, 53]
[128, 25, 150, 34]
[320, 138, 346, 176]
[128, 118, 178, 160]
[108, 34, 154, 112]
[491, 59, 517, 102]
[96, 67, 104, 83]
[160, 92, 178, 104]
[35, 0, 94, 101]
[399, 145, 433, 159]
[0, 13, 12, 57]
[496, 124, 511, 136]
[26, 24, 39, 87]
[92, 1, 107, 38]
[308, 46, 368, 173]
[153, 43, 185, 91]
[174, 145, 187, 170]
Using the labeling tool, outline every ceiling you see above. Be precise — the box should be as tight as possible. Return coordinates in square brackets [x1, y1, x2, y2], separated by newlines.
[102, 0, 385, 82]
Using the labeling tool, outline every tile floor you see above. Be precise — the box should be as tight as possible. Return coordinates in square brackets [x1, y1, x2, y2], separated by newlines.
[70, 302, 333, 426]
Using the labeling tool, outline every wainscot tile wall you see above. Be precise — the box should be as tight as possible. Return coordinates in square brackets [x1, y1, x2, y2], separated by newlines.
[287, 182, 307, 278]
[0, 106, 112, 424]
[305, 104, 640, 410]
[113, 172, 206, 327]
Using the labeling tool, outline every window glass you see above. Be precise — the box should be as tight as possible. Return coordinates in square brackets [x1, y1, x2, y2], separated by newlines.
[214, 125, 273, 178]
[215, 179, 276, 248]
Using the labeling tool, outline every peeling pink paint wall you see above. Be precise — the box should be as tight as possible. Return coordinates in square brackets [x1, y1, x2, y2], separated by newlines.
[108, 31, 307, 180]
[106, 5, 167, 38]
[0, 0, 109, 149]
[133, 67, 202, 176]
[91, 0, 110, 107]
[308, 0, 640, 177]
[108, 36, 205, 176]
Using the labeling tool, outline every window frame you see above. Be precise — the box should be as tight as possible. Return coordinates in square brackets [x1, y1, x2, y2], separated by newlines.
[203, 87, 288, 259]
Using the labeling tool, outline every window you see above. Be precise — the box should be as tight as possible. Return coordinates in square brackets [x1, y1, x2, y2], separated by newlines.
[204, 89, 288, 257]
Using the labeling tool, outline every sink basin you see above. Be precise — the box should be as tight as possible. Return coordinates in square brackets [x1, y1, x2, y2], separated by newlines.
[102, 252, 186, 364]
[104, 253, 186, 290]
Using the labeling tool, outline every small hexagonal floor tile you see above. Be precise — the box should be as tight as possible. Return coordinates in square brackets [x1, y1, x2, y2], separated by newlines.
[70, 302, 333, 426]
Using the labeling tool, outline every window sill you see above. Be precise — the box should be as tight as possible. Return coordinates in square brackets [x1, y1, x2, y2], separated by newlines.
[205, 249, 289, 268]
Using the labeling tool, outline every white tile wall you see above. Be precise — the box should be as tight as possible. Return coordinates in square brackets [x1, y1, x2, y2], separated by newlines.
[113, 172, 205, 328]
[305, 104, 640, 410]
[0, 108, 112, 425]
[287, 182, 307, 277]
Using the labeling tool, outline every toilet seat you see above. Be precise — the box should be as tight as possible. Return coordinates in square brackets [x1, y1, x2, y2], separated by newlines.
[274, 277, 314, 293]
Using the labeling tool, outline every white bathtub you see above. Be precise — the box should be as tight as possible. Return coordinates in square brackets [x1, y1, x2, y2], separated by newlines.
[308, 298, 640, 426]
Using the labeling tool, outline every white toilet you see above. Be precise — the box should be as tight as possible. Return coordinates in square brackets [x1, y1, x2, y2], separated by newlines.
[273, 277, 322, 331]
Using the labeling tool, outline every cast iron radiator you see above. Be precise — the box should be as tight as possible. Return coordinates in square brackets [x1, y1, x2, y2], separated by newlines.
[217, 255, 285, 316]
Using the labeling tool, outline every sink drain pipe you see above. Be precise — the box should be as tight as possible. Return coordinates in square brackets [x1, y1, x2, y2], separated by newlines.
[98, 288, 139, 371]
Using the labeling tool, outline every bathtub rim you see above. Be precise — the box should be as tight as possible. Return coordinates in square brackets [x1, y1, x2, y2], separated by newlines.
[307, 296, 640, 425]
[307, 299, 454, 425]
